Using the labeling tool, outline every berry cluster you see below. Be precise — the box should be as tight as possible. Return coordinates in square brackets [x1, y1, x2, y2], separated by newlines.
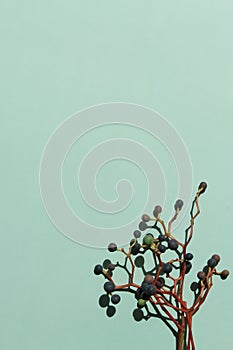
[93, 182, 229, 350]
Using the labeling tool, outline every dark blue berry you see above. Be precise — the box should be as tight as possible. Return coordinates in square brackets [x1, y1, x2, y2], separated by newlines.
[162, 263, 172, 274]
[185, 253, 194, 261]
[168, 239, 178, 250]
[99, 294, 110, 307]
[181, 261, 192, 274]
[207, 258, 217, 268]
[145, 285, 156, 296]
[104, 281, 115, 293]
[158, 244, 166, 253]
[133, 308, 144, 322]
[131, 243, 141, 255]
[158, 234, 166, 242]
[106, 305, 116, 317]
[135, 256, 144, 268]
[111, 294, 121, 304]
[94, 264, 103, 275]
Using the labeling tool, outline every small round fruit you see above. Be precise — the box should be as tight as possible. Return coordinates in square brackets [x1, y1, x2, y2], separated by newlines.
[94, 264, 103, 275]
[140, 291, 150, 300]
[99, 294, 110, 307]
[162, 263, 172, 274]
[197, 271, 206, 280]
[141, 214, 150, 222]
[135, 288, 142, 300]
[144, 275, 154, 284]
[103, 259, 111, 269]
[133, 308, 144, 322]
[145, 285, 156, 296]
[104, 281, 115, 293]
[135, 256, 144, 268]
[220, 269, 230, 280]
[106, 305, 116, 317]
[207, 258, 217, 268]
[168, 239, 178, 250]
[184, 261, 192, 274]
[190, 282, 199, 292]
[185, 253, 194, 261]
[108, 243, 117, 252]
[131, 243, 141, 255]
[174, 199, 184, 211]
[158, 244, 166, 253]
[108, 263, 115, 271]
[156, 277, 165, 289]
[158, 234, 166, 242]
[141, 282, 150, 291]
[111, 294, 121, 304]
[212, 254, 220, 263]
[133, 230, 141, 239]
[143, 234, 154, 246]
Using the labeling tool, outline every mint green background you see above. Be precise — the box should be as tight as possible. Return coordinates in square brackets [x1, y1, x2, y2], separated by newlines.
[1, 1, 233, 349]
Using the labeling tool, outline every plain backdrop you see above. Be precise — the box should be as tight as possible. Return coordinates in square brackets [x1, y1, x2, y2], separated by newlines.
[0, 1, 233, 349]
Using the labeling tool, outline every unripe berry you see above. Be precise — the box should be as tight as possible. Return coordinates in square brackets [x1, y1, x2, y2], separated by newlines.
[143, 233, 154, 246]
[138, 299, 147, 307]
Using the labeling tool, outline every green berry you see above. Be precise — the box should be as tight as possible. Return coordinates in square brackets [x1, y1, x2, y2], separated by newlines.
[143, 234, 154, 246]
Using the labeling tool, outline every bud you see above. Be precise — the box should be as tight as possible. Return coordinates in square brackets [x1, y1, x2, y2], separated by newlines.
[174, 199, 184, 211]
[139, 221, 148, 231]
[141, 214, 150, 222]
[153, 205, 162, 218]
[198, 181, 207, 194]
[133, 230, 141, 239]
